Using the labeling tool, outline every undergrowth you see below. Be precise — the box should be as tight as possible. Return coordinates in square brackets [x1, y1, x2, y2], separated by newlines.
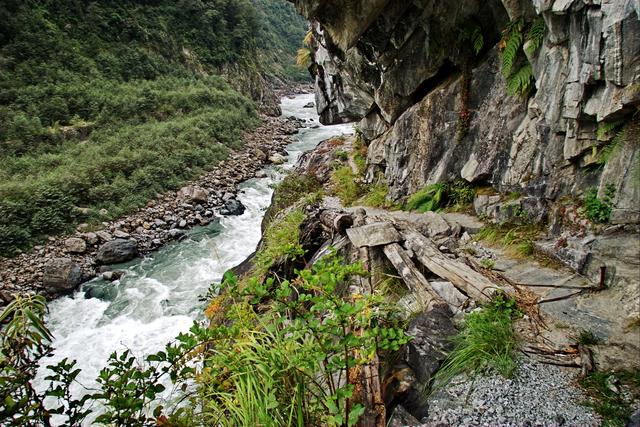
[476, 223, 541, 259]
[255, 209, 306, 274]
[582, 184, 615, 224]
[403, 181, 475, 213]
[580, 371, 640, 427]
[2, 252, 412, 426]
[432, 292, 521, 391]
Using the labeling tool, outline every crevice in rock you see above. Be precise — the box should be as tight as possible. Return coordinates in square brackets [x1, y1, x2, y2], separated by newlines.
[409, 60, 459, 106]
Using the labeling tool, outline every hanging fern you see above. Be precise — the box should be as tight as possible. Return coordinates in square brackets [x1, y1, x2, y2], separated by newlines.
[525, 16, 546, 55]
[296, 48, 312, 68]
[501, 18, 524, 77]
[303, 30, 314, 47]
[460, 24, 484, 55]
[595, 120, 624, 140]
[507, 63, 534, 97]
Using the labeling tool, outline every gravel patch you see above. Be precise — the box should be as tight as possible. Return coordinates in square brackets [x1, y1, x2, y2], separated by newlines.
[421, 357, 600, 427]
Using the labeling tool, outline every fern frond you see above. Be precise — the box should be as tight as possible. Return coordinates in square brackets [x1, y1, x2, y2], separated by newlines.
[595, 120, 624, 140]
[501, 19, 524, 77]
[295, 48, 312, 68]
[507, 63, 534, 97]
[525, 16, 545, 55]
[472, 27, 484, 55]
[303, 30, 313, 47]
[598, 127, 626, 164]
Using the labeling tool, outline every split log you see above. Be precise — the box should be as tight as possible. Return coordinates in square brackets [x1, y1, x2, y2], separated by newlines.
[382, 243, 443, 308]
[402, 229, 502, 303]
[319, 209, 354, 234]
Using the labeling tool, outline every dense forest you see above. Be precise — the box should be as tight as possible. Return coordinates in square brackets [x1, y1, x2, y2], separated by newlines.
[0, 0, 308, 256]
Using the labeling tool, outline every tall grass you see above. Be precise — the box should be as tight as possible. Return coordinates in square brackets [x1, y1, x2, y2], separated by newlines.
[431, 301, 519, 391]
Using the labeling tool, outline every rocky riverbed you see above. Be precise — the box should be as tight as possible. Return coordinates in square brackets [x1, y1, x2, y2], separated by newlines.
[0, 112, 312, 303]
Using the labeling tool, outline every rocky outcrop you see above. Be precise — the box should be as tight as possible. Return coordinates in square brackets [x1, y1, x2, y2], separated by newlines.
[292, 0, 640, 224]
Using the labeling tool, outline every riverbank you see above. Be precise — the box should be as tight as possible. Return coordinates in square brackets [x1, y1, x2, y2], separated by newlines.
[0, 113, 306, 303]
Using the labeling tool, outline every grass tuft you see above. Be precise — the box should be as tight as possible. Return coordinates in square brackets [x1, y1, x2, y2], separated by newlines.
[432, 295, 520, 391]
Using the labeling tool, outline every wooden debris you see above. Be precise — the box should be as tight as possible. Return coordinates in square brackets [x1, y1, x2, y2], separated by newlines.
[402, 229, 500, 303]
[382, 243, 442, 308]
[346, 222, 402, 248]
[320, 209, 353, 234]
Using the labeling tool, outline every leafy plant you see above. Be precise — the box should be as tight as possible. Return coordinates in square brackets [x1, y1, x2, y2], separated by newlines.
[506, 63, 534, 97]
[459, 23, 484, 55]
[577, 330, 602, 346]
[480, 258, 496, 270]
[583, 184, 616, 223]
[525, 16, 546, 55]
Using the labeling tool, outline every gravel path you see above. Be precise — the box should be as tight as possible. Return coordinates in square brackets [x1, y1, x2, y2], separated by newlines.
[421, 357, 600, 427]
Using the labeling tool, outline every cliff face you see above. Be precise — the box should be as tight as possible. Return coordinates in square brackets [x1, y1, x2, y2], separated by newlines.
[291, 0, 639, 226]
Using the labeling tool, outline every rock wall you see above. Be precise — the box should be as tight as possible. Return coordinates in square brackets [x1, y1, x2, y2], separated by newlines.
[291, 0, 640, 225]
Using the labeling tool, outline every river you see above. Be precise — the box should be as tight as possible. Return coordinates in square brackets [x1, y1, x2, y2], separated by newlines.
[34, 93, 353, 423]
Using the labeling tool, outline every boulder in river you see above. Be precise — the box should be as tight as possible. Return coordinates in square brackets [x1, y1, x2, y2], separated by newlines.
[43, 258, 83, 292]
[64, 237, 87, 254]
[220, 199, 246, 216]
[96, 239, 138, 264]
[303, 101, 315, 108]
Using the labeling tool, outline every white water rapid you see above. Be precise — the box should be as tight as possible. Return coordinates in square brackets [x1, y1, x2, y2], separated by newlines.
[34, 93, 353, 424]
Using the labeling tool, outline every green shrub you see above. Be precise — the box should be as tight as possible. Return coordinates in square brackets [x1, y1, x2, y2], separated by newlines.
[272, 173, 322, 214]
[2, 253, 410, 427]
[583, 184, 615, 223]
[404, 184, 446, 212]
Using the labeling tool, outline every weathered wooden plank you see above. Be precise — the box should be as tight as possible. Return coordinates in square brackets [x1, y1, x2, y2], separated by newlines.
[347, 222, 402, 248]
[382, 243, 442, 306]
[402, 229, 499, 303]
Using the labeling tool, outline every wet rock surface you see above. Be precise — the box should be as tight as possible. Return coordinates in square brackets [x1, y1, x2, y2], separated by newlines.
[96, 239, 138, 265]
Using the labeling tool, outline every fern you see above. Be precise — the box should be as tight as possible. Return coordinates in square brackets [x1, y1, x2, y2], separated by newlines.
[507, 63, 534, 97]
[404, 184, 446, 212]
[525, 16, 545, 55]
[596, 120, 624, 140]
[471, 27, 484, 55]
[296, 48, 312, 67]
[501, 18, 524, 77]
[303, 30, 314, 47]
[460, 24, 484, 55]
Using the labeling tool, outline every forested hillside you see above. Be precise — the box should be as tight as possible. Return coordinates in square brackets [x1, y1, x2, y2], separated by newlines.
[0, 0, 308, 256]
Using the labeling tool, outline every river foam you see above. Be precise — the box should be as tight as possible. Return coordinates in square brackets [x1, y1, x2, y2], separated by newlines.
[34, 93, 353, 425]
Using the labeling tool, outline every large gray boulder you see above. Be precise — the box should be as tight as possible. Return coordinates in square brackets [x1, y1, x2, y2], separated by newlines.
[43, 258, 83, 292]
[96, 239, 138, 264]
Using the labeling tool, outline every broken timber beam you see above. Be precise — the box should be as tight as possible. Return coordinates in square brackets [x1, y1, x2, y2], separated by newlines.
[382, 242, 443, 307]
[402, 229, 504, 303]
